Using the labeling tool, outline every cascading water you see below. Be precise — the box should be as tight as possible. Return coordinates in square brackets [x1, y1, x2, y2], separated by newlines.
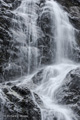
[49, 0, 77, 63]
[11, 0, 39, 73]
[0, 0, 79, 120]
[15, 0, 78, 120]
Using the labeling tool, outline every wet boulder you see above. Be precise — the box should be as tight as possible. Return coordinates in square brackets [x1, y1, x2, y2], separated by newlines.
[56, 67, 80, 119]
[37, 36, 55, 64]
[3, 0, 21, 10]
[0, 0, 26, 81]
[69, 6, 80, 30]
[39, 11, 52, 35]
[37, 2, 56, 64]
[38, 2, 54, 36]
[69, 6, 80, 60]
[0, 84, 41, 120]
[32, 69, 43, 84]
[3, 63, 22, 81]
[56, 0, 80, 8]
[3, 0, 15, 3]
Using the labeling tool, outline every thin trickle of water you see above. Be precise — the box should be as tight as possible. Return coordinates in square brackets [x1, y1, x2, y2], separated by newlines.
[11, 0, 39, 73]
[10, 0, 78, 119]
[0, 0, 79, 120]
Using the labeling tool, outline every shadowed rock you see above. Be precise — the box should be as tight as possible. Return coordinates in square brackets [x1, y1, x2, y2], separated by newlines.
[0, 85, 41, 120]
[56, 68, 80, 119]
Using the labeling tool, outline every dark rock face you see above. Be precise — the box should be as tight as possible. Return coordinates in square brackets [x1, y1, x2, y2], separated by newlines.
[38, 11, 52, 35]
[0, 0, 37, 81]
[0, 0, 80, 119]
[0, 0, 22, 81]
[0, 2, 12, 81]
[37, 36, 55, 64]
[32, 69, 43, 84]
[0, 84, 41, 120]
[56, 0, 80, 8]
[56, 68, 80, 119]
[69, 6, 80, 30]
[3, 0, 15, 3]
[37, 2, 56, 64]
[69, 6, 80, 61]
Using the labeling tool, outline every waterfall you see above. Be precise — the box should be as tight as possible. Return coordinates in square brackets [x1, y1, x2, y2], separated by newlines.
[15, 0, 78, 120]
[0, 0, 79, 120]
[50, 1, 76, 63]
[11, 0, 39, 74]
[44, 0, 77, 63]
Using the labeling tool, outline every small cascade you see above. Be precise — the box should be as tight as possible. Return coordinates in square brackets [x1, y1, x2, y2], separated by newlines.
[0, 0, 79, 120]
[18, 63, 78, 120]
[11, 0, 39, 73]
[45, 0, 77, 63]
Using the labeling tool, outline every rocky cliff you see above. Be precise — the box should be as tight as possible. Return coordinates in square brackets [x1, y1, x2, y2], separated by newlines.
[0, 0, 80, 81]
[0, 0, 80, 120]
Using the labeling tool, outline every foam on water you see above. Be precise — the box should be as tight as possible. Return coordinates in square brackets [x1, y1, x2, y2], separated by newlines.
[0, 0, 79, 120]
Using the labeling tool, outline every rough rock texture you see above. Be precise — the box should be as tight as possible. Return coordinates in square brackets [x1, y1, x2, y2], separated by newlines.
[0, 0, 39, 81]
[0, 83, 41, 120]
[37, 2, 56, 64]
[0, 0, 22, 81]
[69, 6, 80, 29]
[0, 0, 56, 81]
[56, 0, 80, 8]
[0, 0, 80, 119]
[56, 68, 80, 120]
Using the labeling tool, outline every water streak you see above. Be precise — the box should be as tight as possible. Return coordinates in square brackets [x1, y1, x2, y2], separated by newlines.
[11, 0, 39, 73]
[10, 0, 78, 119]
[0, 0, 79, 120]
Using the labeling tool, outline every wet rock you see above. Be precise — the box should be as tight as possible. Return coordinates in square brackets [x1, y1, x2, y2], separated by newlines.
[7, 93, 19, 103]
[33, 93, 43, 107]
[69, 6, 80, 30]
[37, 1, 56, 64]
[0, 85, 41, 120]
[37, 36, 55, 64]
[32, 69, 43, 84]
[56, 0, 80, 8]
[0, 0, 17, 80]
[2, 88, 8, 94]
[39, 12, 52, 35]
[56, 68, 80, 118]
[0, 0, 55, 81]
[12, 86, 32, 97]
[0, 74, 4, 83]
[3, 0, 15, 3]
[6, 82, 13, 86]
[38, 4, 53, 36]
[11, 0, 21, 10]
[3, 63, 22, 81]
[3, 0, 21, 10]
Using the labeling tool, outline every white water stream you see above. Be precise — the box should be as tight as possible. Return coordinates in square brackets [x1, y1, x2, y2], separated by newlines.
[13, 0, 78, 120]
[11, 0, 39, 73]
[1, 0, 79, 120]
